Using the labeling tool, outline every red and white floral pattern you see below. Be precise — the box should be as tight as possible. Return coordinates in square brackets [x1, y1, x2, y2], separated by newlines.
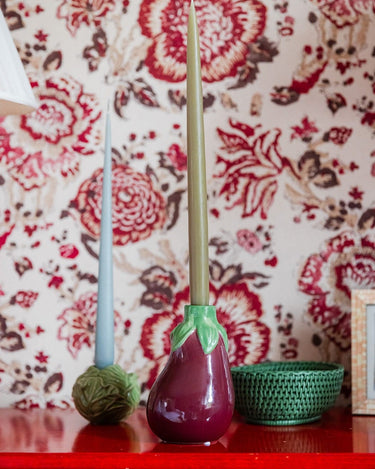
[57, 0, 116, 36]
[141, 283, 270, 387]
[0, 0, 374, 407]
[72, 164, 166, 245]
[0, 75, 101, 190]
[299, 231, 375, 350]
[309, 0, 374, 27]
[58, 291, 122, 358]
[139, 0, 266, 82]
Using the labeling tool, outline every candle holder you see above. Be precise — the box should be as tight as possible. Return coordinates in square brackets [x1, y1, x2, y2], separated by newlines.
[146, 305, 234, 444]
[72, 364, 140, 425]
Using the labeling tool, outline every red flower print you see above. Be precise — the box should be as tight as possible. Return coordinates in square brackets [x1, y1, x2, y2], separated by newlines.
[57, 0, 115, 36]
[166, 143, 187, 171]
[58, 291, 122, 358]
[58, 292, 97, 358]
[299, 231, 375, 350]
[309, 0, 375, 28]
[214, 119, 291, 219]
[236, 229, 263, 254]
[139, 0, 266, 83]
[59, 244, 79, 259]
[140, 283, 270, 388]
[290, 116, 319, 141]
[48, 276, 64, 289]
[14, 291, 39, 308]
[73, 164, 166, 245]
[348, 186, 363, 200]
[0, 75, 101, 190]
[35, 351, 49, 363]
[14, 257, 33, 277]
[327, 127, 352, 145]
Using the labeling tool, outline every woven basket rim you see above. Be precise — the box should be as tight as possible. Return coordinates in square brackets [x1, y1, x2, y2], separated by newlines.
[231, 361, 344, 375]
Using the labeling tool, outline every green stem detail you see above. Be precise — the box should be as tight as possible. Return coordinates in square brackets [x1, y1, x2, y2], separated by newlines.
[170, 305, 228, 354]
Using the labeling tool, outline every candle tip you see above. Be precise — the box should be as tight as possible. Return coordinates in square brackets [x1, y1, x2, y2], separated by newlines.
[106, 99, 110, 114]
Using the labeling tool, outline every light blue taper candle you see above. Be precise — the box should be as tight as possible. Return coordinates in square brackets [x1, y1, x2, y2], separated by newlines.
[94, 106, 114, 369]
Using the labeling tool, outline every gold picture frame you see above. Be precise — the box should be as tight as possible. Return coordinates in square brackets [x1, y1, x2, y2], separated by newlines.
[352, 289, 375, 414]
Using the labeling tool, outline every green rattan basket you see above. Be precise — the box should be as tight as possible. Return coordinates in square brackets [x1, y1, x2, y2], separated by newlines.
[231, 361, 344, 426]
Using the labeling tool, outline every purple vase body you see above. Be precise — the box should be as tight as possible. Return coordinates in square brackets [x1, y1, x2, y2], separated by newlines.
[146, 327, 234, 444]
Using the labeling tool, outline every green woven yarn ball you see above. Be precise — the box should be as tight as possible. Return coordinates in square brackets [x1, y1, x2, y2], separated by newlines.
[72, 364, 140, 425]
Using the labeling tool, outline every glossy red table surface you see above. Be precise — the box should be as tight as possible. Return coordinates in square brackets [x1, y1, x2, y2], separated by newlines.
[0, 406, 375, 468]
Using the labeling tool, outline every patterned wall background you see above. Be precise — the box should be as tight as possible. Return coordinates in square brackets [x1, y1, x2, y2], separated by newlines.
[0, 0, 374, 408]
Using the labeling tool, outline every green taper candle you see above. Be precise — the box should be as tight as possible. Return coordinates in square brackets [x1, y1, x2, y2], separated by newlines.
[186, 0, 209, 305]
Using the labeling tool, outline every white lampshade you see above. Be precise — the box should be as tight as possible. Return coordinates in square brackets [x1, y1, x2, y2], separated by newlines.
[0, 9, 37, 116]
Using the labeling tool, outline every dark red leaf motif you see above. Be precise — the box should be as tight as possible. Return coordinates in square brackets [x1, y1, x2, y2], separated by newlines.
[228, 35, 279, 90]
[362, 112, 375, 127]
[298, 150, 321, 179]
[324, 216, 345, 230]
[166, 190, 184, 230]
[140, 266, 177, 310]
[14, 256, 33, 277]
[271, 86, 300, 105]
[327, 93, 347, 114]
[203, 93, 215, 109]
[83, 29, 107, 72]
[81, 233, 98, 259]
[114, 82, 132, 117]
[77, 272, 97, 284]
[140, 266, 177, 291]
[209, 237, 230, 255]
[229, 61, 258, 90]
[0, 315, 6, 336]
[358, 209, 375, 230]
[132, 79, 159, 107]
[313, 168, 339, 188]
[0, 332, 24, 351]
[11, 380, 30, 395]
[92, 28, 107, 55]
[44, 372, 63, 393]
[43, 51, 62, 71]
[249, 37, 279, 63]
[167, 89, 186, 109]
[5, 11, 24, 30]
[141, 290, 172, 310]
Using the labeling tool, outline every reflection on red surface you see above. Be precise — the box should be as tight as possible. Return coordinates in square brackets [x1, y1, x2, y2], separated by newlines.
[353, 416, 375, 452]
[150, 441, 227, 453]
[2, 407, 375, 469]
[73, 422, 139, 452]
[0, 406, 362, 457]
[0, 410, 65, 452]
[226, 410, 353, 453]
[0, 407, 158, 453]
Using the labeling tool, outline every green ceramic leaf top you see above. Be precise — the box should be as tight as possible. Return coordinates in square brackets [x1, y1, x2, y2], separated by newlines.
[170, 305, 228, 354]
[72, 364, 140, 425]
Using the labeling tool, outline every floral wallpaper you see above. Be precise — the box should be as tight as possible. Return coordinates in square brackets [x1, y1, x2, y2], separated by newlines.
[0, 0, 374, 409]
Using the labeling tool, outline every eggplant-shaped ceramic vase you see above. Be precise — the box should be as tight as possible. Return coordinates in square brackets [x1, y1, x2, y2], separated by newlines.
[146, 304, 234, 444]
